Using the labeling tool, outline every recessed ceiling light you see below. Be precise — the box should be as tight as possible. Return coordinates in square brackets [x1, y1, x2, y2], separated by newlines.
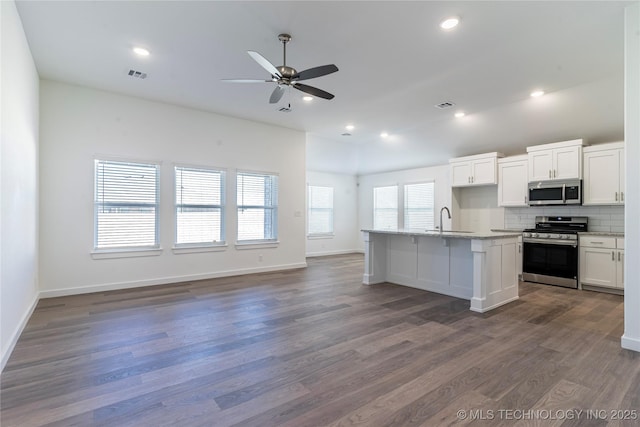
[302, 96, 313, 101]
[440, 17, 460, 30]
[455, 111, 465, 118]
[380, 132, 389, 138]
[530, 90, 545, 98]
[345, 124, 355, 131]
[133, 47, 150, 56]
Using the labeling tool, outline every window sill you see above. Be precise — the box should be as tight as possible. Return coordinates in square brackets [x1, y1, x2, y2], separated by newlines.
[172, 244, 228, 255]
[235, 241, 280, 250]
[307, 234, 335, 240]
[91, 247, 163, 260]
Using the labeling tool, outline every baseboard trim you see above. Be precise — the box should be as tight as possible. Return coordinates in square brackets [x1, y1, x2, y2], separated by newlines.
[306, 249, 362, 258]
[621, 334, 640, 353]
[1, 292, 40, 372]
[39, 262, 308, 298]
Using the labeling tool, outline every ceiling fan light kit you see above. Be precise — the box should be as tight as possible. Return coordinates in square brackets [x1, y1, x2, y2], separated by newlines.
[223, 33, 339, 105]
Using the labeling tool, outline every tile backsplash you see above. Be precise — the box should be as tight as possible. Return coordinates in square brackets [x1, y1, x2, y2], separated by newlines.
[504, 205, 624, 233]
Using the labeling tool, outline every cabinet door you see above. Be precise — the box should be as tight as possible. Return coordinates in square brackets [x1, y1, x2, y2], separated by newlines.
[580, 247, 617, 288]
[498, 160, 528, 206]
[583, 149, 620, 205]
[528, 150, 553, 181]
[553, 145, 581, 179]
[616, 250, 624, 289]
[618, 149, 625, 204]
[450, 161, 472, 187]
[471, 157, 497, 185]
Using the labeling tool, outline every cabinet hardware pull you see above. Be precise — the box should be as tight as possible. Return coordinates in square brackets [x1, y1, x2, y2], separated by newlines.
[621, 192, 624, 202]
[612, 251, 615, 261]
[592, 241, 604, 244]
[548, 170, 552, 178]
[618, 252, 621, 262]
[615, 192, 618, 201]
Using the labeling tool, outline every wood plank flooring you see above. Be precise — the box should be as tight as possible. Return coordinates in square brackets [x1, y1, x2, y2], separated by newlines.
[1, 254, 638, 426]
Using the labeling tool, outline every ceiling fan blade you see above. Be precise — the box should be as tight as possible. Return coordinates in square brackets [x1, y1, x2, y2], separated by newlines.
[269, 85, 285, 104]
[247, 51, 281, 77]
[293, 64, 339, 81]
[221, 79, 273, 83]
[293, 83, 335, 100]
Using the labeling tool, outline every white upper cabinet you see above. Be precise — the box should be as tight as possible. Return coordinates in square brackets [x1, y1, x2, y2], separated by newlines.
[526, 139, 585, 181]
[449, 152, 504, 187]
[583, 142, 625, 205]
[497, 155, 528, 207]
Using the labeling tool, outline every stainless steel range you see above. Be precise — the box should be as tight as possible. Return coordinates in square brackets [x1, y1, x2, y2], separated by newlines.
[522, 216, 588, 288]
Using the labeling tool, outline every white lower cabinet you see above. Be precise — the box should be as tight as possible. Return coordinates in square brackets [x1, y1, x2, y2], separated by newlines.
[579, 236, 624, 291]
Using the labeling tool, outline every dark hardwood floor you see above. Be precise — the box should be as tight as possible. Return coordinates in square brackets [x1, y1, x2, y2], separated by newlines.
[1, 254, 638, 426]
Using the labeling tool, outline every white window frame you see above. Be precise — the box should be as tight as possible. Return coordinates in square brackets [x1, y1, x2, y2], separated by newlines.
[373, 185, 398, 230]
[236, 170, 279, 248]
[173, 165, 227, 254]
[404, 181, 436, 230]
[307, 185, 334, 238]
[92, 158, 161, 258]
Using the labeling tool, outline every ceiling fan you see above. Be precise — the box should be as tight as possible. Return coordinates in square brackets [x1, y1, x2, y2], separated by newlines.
[223, 34, 338, 104]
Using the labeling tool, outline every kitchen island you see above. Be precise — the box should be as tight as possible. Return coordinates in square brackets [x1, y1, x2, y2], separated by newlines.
[362, 229, 522, 312]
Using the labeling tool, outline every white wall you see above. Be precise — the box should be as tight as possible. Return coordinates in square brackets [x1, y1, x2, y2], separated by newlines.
[39, 81, 307, 296]
[622, 2, 640, 352]
[452, 186, 504, 232]
[1, 0, 40, 369]
[306, 171, 359, 256]
[357, 164, 451, 251]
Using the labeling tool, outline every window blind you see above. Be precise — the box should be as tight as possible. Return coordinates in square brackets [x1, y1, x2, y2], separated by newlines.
[404, 182, 435, 229]
[373, 185, 398, 230]
[308, 185, 334, 235]
[237, 172, 278, 241]
[94, 160, 159, 249]
[175, 166, 225, 245]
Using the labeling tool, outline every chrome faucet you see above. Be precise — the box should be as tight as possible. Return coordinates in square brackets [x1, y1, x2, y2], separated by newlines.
[439, 206, 451, 234]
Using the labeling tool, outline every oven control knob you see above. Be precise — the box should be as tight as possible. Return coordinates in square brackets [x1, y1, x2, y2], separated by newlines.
[523, 232, 530, 238]
[560, 235, 568, 239]
[531, 233, 538, 238]
[550, 234, 560, 239]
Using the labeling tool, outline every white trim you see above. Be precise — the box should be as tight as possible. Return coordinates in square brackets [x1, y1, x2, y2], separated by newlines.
[235, 241, 280, 250]
[91, 248, 163, 259]
[307, 234, 335, 240]
[172, 244, 227, 254]
[306, 249, 361, 258]
[622, 335, 640, 352]
[1, 292, 40, 372]
[38, 262, 308, 299]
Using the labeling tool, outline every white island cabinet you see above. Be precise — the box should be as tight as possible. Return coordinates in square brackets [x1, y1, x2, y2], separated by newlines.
[362, 229, 521, 312]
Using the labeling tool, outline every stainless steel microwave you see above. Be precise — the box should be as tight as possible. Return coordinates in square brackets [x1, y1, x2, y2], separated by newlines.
[528, 179, 582, 206]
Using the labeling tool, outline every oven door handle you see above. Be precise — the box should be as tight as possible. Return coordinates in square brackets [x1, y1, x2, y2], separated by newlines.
[523, 238, 577, 247]
[562, 184, 566, 203]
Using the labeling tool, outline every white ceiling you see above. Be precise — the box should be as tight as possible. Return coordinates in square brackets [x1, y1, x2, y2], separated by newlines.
[16, 1, 628, 175]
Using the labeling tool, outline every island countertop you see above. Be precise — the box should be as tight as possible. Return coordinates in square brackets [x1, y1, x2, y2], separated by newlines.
[361, 228, 522, 240]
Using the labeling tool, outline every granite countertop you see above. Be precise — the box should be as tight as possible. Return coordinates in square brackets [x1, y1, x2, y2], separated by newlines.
[361, 229, 522, 240]
[579, 231, 625, 237]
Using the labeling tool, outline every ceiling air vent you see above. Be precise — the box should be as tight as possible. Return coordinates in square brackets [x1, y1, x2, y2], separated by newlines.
[435, 101, 455, 109]
[341, 133, 351, 136]
[127, 69, 148, 79]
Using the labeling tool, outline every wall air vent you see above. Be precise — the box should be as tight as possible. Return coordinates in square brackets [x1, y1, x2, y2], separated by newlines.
[435, 101, 455, 109]
[127, 69, 148, 79]
[341, 133, 352, 136]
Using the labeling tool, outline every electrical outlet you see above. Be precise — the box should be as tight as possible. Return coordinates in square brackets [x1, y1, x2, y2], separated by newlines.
[258, 255, 263, 262]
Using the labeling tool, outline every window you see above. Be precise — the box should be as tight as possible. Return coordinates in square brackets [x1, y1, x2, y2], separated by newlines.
[237, 172, 278, 242]
[175, 166, 225, 246]
[373, 185, 398, 230]
[94, 159, 159, 250]
[308, 185, 334, 235]
[404, 182, 435, 229]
